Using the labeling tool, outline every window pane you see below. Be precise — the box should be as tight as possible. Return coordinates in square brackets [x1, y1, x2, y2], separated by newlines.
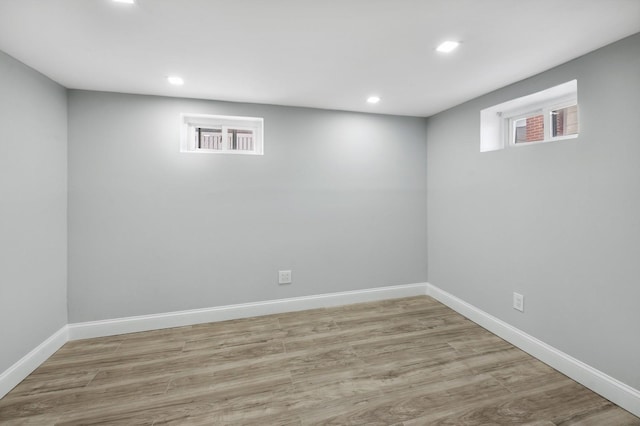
[514, 114, 544, 144]
[227, 129, 254, 151]
[198, 127, 223, 150]
[551, 104, 578, 137]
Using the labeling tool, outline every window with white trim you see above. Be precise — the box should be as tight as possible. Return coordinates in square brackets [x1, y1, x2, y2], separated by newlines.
[480, 80, 578, 152]
[180, 113, 264, 155]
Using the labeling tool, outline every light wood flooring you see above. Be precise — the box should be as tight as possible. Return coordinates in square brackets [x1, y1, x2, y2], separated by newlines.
[1, 296, 638, 425]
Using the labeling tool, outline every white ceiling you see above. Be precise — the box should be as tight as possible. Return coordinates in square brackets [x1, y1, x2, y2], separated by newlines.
[0, 0, 638, 117]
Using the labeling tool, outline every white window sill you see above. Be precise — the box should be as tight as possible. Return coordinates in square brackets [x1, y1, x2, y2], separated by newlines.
[510, 133, 578, 148]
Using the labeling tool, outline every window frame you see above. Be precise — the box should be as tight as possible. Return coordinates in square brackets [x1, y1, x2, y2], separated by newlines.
[503, 96, 578, 148]
[180, 113, 264, 155]
[480, 80, 579, 153]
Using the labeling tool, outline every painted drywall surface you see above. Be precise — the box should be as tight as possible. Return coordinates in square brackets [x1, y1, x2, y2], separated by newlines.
[0, 51, 68, 372]
[427, 33, 640, 389]
[67, 92, 427, 322]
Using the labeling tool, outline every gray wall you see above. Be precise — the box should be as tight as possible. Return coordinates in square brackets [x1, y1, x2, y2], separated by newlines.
[67, 92, 427, 322]
[427, 33, 640, 389]
[0, 51, 68, 372]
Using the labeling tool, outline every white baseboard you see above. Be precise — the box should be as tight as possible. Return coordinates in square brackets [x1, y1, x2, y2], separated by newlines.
[67, 283, 428, 340]
[5, 282, 638, 419]
[2, 283, 426, 398]
[0, 326, 68, 399]
[426, 283, 640, 418]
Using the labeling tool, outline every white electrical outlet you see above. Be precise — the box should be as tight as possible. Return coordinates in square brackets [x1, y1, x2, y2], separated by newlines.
[513, 292, 524, 312]
[278, 270, 292, 285]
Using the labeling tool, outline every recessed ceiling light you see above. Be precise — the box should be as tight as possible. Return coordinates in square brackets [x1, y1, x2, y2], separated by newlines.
[167, 76, 184, 86]
[367, 96, 380, 104]
[436, 41, 460, 53]
[112, 0, 135, 4]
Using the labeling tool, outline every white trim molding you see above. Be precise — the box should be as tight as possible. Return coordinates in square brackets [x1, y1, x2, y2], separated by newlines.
[2, 283, 426, 398]
[426, 283, 640, 418]
[0, 326, 68, 399]
[3, 282, 638, 419]
[68, 283, 428, 340]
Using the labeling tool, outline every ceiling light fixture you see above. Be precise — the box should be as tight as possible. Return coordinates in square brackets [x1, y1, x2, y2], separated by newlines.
[167, 76, 184, 86]
[367, 96, 381, 104]
[112, 0, 135, 4]
[436, 41, 460, 53]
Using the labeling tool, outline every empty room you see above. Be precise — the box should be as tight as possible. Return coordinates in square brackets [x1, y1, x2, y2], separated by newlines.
[1, 0, 639, 424]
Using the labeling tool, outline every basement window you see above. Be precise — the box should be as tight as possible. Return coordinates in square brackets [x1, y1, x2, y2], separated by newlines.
[480, 80, 579, 152]
[508, 100, 578, 146]
[180, 113, 264, 155]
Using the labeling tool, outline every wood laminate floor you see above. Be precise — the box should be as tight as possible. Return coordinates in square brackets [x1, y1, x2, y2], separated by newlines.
[1, 296, 638, 425]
